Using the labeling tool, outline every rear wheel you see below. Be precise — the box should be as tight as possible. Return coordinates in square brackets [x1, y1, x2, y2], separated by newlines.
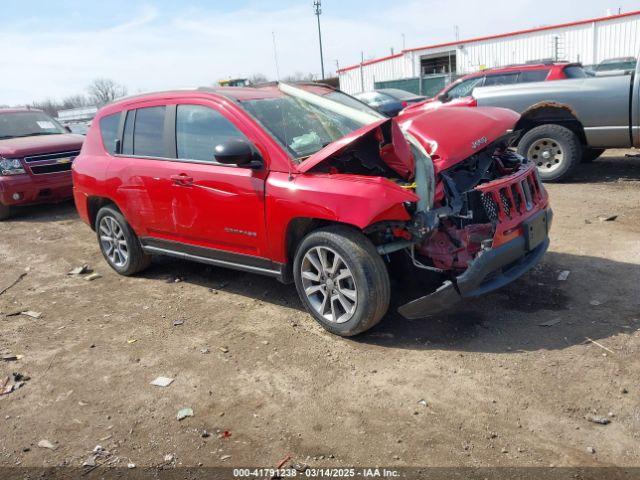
[582, 148, 606, 163]
[293, 226, 390, 337]
[95, 206, 151, 275]
[517, 124, 581, 182]
[0, 203, 10, 221]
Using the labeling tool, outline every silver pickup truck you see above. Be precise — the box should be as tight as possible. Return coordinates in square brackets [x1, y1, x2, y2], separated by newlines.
[472, 58, 639, 181]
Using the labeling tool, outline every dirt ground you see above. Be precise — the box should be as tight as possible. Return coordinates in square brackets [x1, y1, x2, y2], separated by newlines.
[1, 150, 639, 471]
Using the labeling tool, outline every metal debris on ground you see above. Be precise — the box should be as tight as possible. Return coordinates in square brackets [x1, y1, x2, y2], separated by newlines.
[172, 319, 184, 326]
[20, 311, 42, 319]
[538, 319, 561, 327]
[37, 439, 56, 450]
[557, 270, 571, 281]
[0, 272, 27, 296]
[0, 373, 29, 396]
[150, 376, 174, 387]
[127, 462, 136, 469]
[1, 354, 24, 362]
[68, 265, 92, 276]
[586, 414, 611, 425]
[292, 462, 309, 472]
[598, 215, 618, 222]
[585, 337, 615, 355]
[176, 407, 194, 421]
[220, 455, 231, 461]
[164, 453, 175, 463]
[417, 399, 427, 407]
[127, 339, 137, 344]
[84, 273, 102, 282]
[200, 347, 210, 354]
[219, 346, 229, 353]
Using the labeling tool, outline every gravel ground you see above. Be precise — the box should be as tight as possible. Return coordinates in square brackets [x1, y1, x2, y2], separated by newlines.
[1, 150, 639, 471]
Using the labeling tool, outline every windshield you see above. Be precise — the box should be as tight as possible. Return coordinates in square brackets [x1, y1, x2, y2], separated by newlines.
[0, 111, 66, 140]
[241, 85, 381, 161]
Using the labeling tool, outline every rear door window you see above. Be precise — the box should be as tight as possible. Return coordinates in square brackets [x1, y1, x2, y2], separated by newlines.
[518, 69, 550, 82]
[483, 74, 519, 86]
[133, 106, 166, 157]
[99, 113, 120, 154]
[175, 104, 249, 163]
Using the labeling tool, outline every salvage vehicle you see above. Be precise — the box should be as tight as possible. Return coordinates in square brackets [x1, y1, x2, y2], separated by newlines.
[0, 108, 84, 220]
[73, 83, 551, 336]
[469, 56, 640, 181]
[404, 61, 588, 112]
[407, 56, 640, 182]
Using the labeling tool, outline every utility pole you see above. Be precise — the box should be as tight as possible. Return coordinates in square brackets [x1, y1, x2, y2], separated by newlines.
[313, 1, 325, 79]
[272, 31, 280, 80]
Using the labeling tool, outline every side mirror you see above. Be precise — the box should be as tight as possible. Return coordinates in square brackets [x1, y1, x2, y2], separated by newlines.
[214, 138, 261, 168]
[437, 93, 449, 103]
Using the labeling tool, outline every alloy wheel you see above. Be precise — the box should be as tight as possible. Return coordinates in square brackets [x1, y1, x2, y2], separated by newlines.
[301, 246, 357, 324]
[99, 216, 129, 268]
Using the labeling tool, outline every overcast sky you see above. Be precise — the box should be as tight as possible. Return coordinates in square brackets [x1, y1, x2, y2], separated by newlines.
[2, 0, 638, 105]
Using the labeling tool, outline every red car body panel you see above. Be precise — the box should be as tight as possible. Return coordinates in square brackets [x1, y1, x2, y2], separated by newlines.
[0, 115, 83, 207]
[298, 118, 414, 179]
[398, 106, 521, 171]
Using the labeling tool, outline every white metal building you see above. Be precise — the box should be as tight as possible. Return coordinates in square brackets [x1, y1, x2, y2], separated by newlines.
[338, 10, 640, 94]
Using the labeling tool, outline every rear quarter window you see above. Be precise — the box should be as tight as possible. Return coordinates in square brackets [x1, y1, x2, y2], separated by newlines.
[99, 113, 121, 154]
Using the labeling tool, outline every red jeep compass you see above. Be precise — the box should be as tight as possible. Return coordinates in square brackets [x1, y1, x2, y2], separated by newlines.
[0, 108, 84, 220]
[73, 83, 551, 336]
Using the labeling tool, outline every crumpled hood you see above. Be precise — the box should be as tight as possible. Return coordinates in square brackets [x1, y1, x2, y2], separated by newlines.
[0, 134, 84, 158]
[397, 106, 520, 172]
[297, 117, 414, 179]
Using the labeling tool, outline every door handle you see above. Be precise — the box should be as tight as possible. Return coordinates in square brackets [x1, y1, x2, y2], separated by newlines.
[170, 174, 194, 186]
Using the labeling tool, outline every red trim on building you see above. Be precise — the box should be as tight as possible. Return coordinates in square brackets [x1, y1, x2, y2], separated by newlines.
[337, 9, 640, 73]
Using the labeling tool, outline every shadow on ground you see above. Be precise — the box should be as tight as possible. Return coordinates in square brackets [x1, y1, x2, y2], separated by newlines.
[568, 154, 640, 184]
[137, 248, 640, 355]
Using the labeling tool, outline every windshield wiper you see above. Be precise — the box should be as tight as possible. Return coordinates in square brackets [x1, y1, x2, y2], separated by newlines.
[18, 132, 60, 137]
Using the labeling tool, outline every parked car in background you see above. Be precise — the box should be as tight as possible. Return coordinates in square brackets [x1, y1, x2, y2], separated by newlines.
[355, 88, 426, 116]
[593, 56, 637, 76]
[404, 61, 588, 112]
[466, 56, 640, 181]
[0, 108, 83, 220]
[73, 83, 550, 336]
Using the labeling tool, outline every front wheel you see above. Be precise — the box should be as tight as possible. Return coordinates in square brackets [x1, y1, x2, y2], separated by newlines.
[95, 206, 151, 275]
[293, 226, 390, 337]
[517, 124, 582, 182]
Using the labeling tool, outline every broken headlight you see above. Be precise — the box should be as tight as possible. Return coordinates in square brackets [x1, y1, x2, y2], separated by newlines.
[0, 158, 26, 176]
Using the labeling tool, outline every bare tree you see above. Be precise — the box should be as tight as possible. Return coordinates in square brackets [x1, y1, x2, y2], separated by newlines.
[30, 99, 61, 117]
[282, 71, 316, 82]
[248, 73, 269, 85]
[61, 95, 90, 109]
[87, 78, 128, 105]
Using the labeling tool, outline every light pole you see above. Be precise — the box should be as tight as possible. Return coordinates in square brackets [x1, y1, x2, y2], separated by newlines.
[313, 0, 325, 79]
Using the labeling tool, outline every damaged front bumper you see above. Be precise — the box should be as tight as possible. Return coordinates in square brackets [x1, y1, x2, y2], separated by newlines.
[398, 208, 552, 319]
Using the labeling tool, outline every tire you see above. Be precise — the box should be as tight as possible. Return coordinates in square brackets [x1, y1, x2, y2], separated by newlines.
[517, 124, 582, 182]
[95, 205, 151, 276]
[293, 226, 390, 337]
[581, 148, 605, 163]
[0, 203, 10, 221]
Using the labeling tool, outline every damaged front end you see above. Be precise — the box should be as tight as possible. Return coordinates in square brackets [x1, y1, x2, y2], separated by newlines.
[383, 134, 552, 319]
